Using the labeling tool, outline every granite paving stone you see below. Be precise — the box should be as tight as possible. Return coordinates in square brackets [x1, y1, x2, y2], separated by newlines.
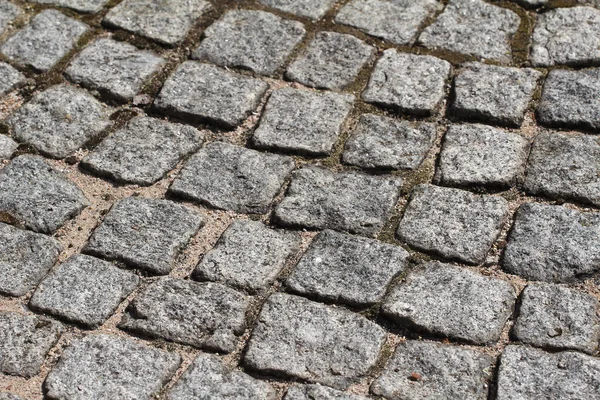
[502, 203, 600, 282]
[342, 114, 436, 170]
[0, 10, 88, 72]
[103, 0, 212, 46]
[418, 0, 520, 63]
[512, 283, 600, 354]
[275, 166, 402, 236]
[0, 62, 26, 97]
[244, 293, 387, 389]
[119, 278, 249, 353]
[169, 142, 294, 214]
[29, 254, 139, 328]
[0, 0, 21, 35]
[84, 197, 202, 275]
[286, 229, 409, 306]
[382, 262, 516, 344]
[252, 87, 354, 156]
[371, 340, 494, 400]
[192, 10, 306, 75]
[44, 334, 181, 400]
[0, 393, 24, 400]
[0, 311, 63, 377]
[285, 31, 374, 90]
[513, 0, 548, 6]
[154, 61, 269, 128]
[259, 0, 336, 20]
[362, 49, 451, 116]
[6, 84, 112, 158]
[81, 116, 203, 186]
[497, 345, 600, 400]
[0, 222, 62, 297]
[0, 135, 18, 160]
[0, 155, 90, 233]
[194, 219, 301, 293]
[437, 124, 529, 188]
[285, 385, 369, 400]
[65, 38, 165, 103]
[397, 184, 508, 264]
[30, 0, 110, 13]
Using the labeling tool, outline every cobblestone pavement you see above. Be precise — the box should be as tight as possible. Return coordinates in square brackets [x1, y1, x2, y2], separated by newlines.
[1, 0, 600, 399]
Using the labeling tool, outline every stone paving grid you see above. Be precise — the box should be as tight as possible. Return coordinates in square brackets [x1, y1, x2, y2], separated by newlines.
[1, 0, 600, 399]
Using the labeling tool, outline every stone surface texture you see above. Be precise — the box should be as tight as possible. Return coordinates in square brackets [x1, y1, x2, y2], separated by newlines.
[285, 385, 369, 400]
[30, 0, 109, 13]
[0, 62, 26, 97]
[0, 135, 18, 160]
[259, 0, 336, 20]
[0, 0, 21, 35]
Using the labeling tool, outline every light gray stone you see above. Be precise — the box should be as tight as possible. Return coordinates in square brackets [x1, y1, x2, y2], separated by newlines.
[342, 114, 436, 170]
[0, 62, 26, 97]
[0, 0, 21, 35]
[0, 393, 24, 400]
[362, 49, 451, 116]
[512, 0, 547, 6]
[275, 166, 402, 237]
[45, 334, 181, 400]
[0, 135, 18, 160]
[259, 0, 336, 20]
[30, 0, 109, 13]
[244, 293, 387, 389]
[192, 10, 305, 75]
[252, 88, 354, 156]
[169, 142, 294, 214]
[285, 385, 369, 400]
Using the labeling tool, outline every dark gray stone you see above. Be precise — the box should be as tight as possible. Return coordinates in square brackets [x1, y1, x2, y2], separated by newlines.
[275, 166, 402, 237]
[371, 340, 494, 400]
[194, 219, 301, 293]
[285, 31, 374, 90]
[285, 385, 369, 400]
[81, 116, 203, 186]
[0, 0, 21, 35]
[502, 203, 600, 282]
[30, 0, 109, 13]
[0, 155, 90, 233]
[169, 142, 294, 214]
[259, 0, 336, 20]
[252, 88, 354, 156]
[362, 49, 451, 116]
[244, 293, 387, 389]
[397, 184, 508, 265]
[418, 0, 520, 62]
[0, 62, 26, 97]
[0, 222, 62, 297]
[6, 84, 112, 158]
[45, 334, 181, 400]
[0, 311, 63, 377]
[192, 10, 305, 75]
[342, 114, 436, 170]
[0, 135, 18, 160]
[0, 10, 88, 72]
[154, 61, 269, 128]
[120, 278, 249, 353]
[103, 0, 212, 46]
[286, 229, 409, 307]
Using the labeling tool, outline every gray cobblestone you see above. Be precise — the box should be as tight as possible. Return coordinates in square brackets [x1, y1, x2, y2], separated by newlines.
[0, 0, 21, 35]
[285, 385, 369, 400]
[0, 135, 18, 160]
[0, 393, 24, 400]
[0, 62, 26, 97]
[30, 0, 109, 13]
[259, 0, 336, 20]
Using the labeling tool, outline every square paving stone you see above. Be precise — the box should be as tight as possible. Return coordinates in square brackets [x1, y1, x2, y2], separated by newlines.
[335, 0, 440, 46]
[342, 114, 436, 170]
[30, 0, 110, 13]
[103, 0, 212, 46]
[65, 38, 165, 103]
[502, 203, 600, 282]
[452, 63, 541, 127]
[418, 0, 520, 63]
[169, 142, 294, 214]
[512, 283, 600, 354]
[252, 87, 354, 156]
[371, 340, 494, 400]
[531, 6, 600, 67]
[194, 219, 301, 293]
[120, 278, 249, 353]
[437, 124, 529, 188]
[0, 135, 18, 160]
[0, 155, 90, 233]
[275, 166, 402, 237]
[0, 62, 26, 97]
[6, 84, 112, 158]
[167, 353, 277, 400]
[382, 262, 516, 344]
[244, 293, 387, 389]
[397, 184, 508, 265]
[285, 31, 374, 90]
[362, 49, 451, 116]
[0, 222, 62, 297]
[0, 311, 63, 377]
[84, 197, 202, 275]
[81, 116, 203, 186]
[497, 345, 600, 400]
[0, 0, 21, 35]
[286, 229, 409, 307]
[259, 0, 336, 20]
[29, 254, 139, 328]
[0, 10, 88, 72]
[44, 334, 181, 400]
[285, 385, 369, 400]
[192, 10, 305, 76]
[154, 61, 269, 128]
